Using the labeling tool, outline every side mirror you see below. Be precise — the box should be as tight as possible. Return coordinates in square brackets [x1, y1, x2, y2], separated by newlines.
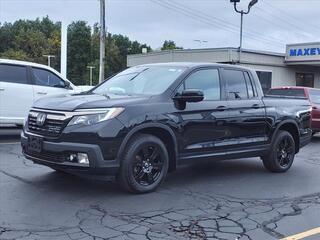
[64, 81, 71, 89]
[173, 89, 204, 103]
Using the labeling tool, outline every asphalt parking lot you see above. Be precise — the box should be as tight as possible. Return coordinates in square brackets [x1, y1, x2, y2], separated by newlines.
[0, 128, 320, 240]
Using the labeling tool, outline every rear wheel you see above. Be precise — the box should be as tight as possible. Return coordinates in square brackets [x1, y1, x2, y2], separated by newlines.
[118, 134, 169, 193]
[262, 130, 296, 173]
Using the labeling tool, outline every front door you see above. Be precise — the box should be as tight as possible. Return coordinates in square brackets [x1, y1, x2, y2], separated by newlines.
[173, 68, 229, 160]
[222, 68, 267, 149]
[31, 67, 71, 101]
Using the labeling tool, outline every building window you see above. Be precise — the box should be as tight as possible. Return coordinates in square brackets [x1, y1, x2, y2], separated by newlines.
[256, 71, 272, 94]
[296, 73, 314, 88]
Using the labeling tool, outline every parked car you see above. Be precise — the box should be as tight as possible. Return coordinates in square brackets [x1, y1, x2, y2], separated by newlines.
[21, 63, 312, 193]
[267, 86, 320, 134]
[0, 59, 92, 126]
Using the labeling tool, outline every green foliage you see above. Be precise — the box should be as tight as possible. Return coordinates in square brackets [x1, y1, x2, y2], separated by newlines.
[0, 17, 151, 86]
[161, 40, 183, 50]
[67, 21, 92, 85]
[0, 49, 29, 61]
[0, 17, 61, 69]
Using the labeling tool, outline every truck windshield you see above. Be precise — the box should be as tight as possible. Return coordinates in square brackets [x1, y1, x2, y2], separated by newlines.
[310, 89, 320, 104]
[92, 66, 186, 96]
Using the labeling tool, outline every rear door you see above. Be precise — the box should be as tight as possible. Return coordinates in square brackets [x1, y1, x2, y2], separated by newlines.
[222, 68, 268, 149]
[31, 67, 71, 101]
[0, 64, 33, 124]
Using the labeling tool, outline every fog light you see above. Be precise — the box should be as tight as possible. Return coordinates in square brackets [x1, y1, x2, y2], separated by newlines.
[68, 153, 89, 165]
[69, 154, 77, 162]
[77, 153, 89, 165]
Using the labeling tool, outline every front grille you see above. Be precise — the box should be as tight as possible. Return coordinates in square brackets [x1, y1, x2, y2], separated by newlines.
[27, 111, 69, 137]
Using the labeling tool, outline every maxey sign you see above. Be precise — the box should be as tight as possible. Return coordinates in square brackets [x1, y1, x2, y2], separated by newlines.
[286, 42, 320, 62]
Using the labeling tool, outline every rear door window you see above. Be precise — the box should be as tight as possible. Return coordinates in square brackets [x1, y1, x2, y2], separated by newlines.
[224, 69, 248, 100]
[0, 64, 28, 84]
[267, 89, 306, 97]
[244, 72, 256, 98]
[309, 89, 320, 104]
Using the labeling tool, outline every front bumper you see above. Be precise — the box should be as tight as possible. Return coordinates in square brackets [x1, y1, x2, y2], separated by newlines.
[21, 131, 120, 176]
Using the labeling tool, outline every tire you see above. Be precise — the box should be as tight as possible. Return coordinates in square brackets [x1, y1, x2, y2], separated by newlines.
[118, 134, 169, 193]
[262, 130, 296, 173]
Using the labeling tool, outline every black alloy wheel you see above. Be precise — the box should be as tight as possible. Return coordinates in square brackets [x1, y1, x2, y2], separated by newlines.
[262, 130, 296, 173]
[118, 134, 169, 193]
[132, 144, 164, 186]
[276, 136, 295, 168]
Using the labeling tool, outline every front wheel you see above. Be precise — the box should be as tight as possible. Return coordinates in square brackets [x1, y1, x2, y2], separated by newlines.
[118, 134, 169, 193]
[262, 130, 296, 173]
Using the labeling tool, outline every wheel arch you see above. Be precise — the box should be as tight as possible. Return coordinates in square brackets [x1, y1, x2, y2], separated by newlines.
[117, 123, 179, 172]
[272, 120, 300, 153]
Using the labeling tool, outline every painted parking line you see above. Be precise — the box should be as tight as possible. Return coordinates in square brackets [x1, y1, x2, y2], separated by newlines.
[281, 227, 320, 240]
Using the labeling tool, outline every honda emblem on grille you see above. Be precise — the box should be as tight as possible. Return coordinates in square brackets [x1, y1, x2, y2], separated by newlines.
[36, 113, 47, 126]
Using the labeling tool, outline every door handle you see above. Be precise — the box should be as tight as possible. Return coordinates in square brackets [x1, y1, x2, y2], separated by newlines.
[216, 106, 228, 111]
[37, 92, 47, 95]
[0, 88, 4, 91]
[252, 104, 260, 109]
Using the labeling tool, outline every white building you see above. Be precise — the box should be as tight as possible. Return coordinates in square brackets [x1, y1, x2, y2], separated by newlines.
[127, 42, 320, 93]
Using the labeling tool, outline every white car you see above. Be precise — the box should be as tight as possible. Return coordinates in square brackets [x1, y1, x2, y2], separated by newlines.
[0, 59, 92, 126]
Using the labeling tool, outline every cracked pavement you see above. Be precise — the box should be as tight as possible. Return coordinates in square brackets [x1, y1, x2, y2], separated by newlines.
[0, 131, 320, 240]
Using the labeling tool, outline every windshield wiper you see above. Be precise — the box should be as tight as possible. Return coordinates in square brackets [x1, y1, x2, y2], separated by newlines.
[129, 68, 149, 81]
[94, 93, 111, 99]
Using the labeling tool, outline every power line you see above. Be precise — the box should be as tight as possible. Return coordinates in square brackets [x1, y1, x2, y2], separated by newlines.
[150, 0, 285, 48]
[164, 0, 285, 45]
[255, 5, 315, 38]
[263, 1, 320, 36]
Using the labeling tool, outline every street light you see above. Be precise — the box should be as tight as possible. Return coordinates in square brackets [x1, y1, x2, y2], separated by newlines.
[230, 0, 258, 63]
[87, 66, 96, 86]
[43, 55, 55, 67]
[193, 39, 208, 48]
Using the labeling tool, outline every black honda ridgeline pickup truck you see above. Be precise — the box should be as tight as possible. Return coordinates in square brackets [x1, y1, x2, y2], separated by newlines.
[21, 63, 312, 193]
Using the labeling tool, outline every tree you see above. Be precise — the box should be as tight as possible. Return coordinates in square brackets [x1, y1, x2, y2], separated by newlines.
[67, 21, 92, 85]
[0, 17, 61, 68]
[161, 40, 183, 50]
[0, 17, 152, 86]
[0, 49, 29, 61]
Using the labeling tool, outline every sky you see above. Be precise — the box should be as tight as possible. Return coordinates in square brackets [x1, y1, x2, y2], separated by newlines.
[0, 0, 319, 53]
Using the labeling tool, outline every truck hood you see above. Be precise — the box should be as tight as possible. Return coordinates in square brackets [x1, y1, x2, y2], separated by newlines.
[33, 93, 151, 111]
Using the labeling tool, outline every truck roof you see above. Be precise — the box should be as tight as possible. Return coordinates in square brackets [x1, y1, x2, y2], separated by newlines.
[139, 62, 252, 71]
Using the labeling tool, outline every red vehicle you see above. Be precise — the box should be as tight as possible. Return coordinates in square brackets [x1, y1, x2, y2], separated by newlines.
[268, 86, 320, 134]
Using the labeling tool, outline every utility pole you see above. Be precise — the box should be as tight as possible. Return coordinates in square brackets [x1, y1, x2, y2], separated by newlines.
[230, 0, 258, 63]
[87, 66, 96, 86]
[99, 0, 106, 83]
[43, 55, 55, 67]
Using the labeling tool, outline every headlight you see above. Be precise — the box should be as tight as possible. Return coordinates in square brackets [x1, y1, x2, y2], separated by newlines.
[68, 108, 124, 126]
